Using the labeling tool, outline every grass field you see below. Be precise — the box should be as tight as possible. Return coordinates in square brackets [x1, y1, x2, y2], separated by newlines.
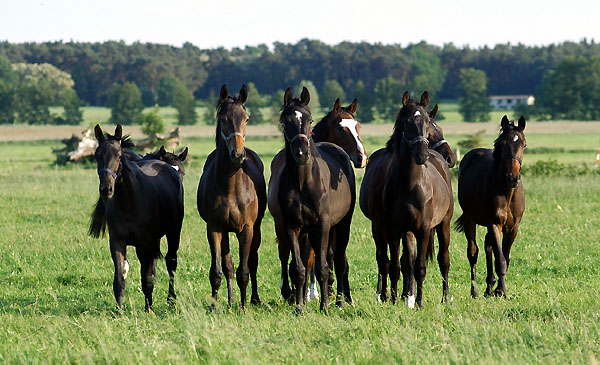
[0, 122, 600, 363]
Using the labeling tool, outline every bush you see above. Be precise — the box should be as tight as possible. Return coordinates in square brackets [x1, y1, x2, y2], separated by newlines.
[457, 130, 485, 151]
[522, 159, 599, 177]
[139, 105, 165, 136]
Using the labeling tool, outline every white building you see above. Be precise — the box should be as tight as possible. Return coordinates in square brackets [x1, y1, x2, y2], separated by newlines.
[489, 95, 535, 109]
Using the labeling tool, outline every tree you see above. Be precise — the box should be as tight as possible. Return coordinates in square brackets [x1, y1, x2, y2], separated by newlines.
[0, 57, 17, 124]
[108, 82, 144, 125]
[61, 88, 83, 125]
[12, 63, 75, 105]
[352, 80, 375, 123]
[157, 73, 180, 106]
[408, 45, 447, 101]
[139, 105, 165, 136]
[16, 79, 53, 125]
[294, 80, 320, 112]
[173, 82, 197, 125]
[374, 76, 404, 122]
[245, 82, 266, 124]
[458, 68, 491, 122]
[321, 80, 346, 108]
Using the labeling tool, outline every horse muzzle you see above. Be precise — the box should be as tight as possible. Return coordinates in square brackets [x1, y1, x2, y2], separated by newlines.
[352, 153, 368, 168]
[229, 148, 246, 164]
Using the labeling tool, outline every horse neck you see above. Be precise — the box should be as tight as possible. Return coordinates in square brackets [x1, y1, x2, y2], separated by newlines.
[493, 159, 518, 197]
[112, 157, 138, 210]
[311, 120, 327, 143]
[215, 139, 243, 184]
[394, 137, 421, 177]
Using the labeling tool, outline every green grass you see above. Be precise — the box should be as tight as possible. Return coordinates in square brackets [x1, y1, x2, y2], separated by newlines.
[0, 134, 599, 363]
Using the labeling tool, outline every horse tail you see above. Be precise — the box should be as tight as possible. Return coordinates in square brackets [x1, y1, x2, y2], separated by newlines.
[454, 214, 467, 233]
[89, 198, 107, 238]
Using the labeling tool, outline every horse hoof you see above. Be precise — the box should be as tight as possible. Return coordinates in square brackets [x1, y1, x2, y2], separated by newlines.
[407, 295, 416, 309]
[251, 296, 261, 305]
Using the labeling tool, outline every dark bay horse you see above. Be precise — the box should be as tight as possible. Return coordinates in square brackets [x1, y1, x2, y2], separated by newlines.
[197, 84, 267, 308]
[360, 91, 453, 309]
[125, 146, 188, 181]
[268, 87, 356, 311]
[276, 97, 368, 302]
[455, 115, 526, 298]
[89, 124, 184, 312]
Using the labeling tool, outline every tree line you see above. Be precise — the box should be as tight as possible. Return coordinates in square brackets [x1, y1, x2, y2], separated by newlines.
[1, 39, 599, 124]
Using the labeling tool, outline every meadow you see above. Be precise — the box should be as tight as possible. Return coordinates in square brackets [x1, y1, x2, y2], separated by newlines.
[0, 118, 599, 363]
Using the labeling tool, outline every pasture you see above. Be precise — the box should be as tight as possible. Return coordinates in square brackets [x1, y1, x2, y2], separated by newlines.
[0, 121, 599, 363]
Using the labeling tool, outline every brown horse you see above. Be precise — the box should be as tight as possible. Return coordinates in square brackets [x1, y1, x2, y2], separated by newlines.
[268, 87, 356, 311]
[360, 91, 453, 309]
[197, 84, 267, 308]
[275, 97, 368, 301]
[89, 125, 184, 312]
[455, 115, 526, 298]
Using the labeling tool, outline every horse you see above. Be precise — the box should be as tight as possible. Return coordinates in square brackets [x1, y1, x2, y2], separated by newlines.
[455, 115, 526, 298]
[268, 87, 356, 311]
[274, 97, 368, 302]
[197, 84, 267, 308]
[89, 124, 184, 312]
[124, 146, 188, 181]
[360, 91, 453, 309]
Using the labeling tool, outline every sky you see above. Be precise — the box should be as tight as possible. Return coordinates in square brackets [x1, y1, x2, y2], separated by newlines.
[1, 0, 599, 50]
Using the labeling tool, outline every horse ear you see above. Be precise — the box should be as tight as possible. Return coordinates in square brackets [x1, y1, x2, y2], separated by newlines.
[300, 86, 310, 106]
[348, 98, 358, 114]
[333, 98, 341, 114]
[420, 91, 430, 107]
[114, 124, 122, 141]
[159, 145, 166, 156]
[402, 91, 410, 106]
[501, 115, 510, 129]
[239, 84, 248, 104]
[517, 115, 526, 131]
[178, 147, 188, 162]
[94, 124, 104, 142]
[219, 84, 229, 104]
[283, 87, 293, 107]
[429, 104, 438, 120]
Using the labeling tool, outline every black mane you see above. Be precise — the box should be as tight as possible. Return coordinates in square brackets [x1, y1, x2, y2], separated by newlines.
[386, 99, 420, 151]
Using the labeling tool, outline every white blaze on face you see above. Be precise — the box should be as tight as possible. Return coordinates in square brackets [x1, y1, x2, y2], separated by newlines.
[339, 118, 367, 162]
[513, 135, 519, 142]
[414, 111, 421, 117]
[294, 110, 303, 122]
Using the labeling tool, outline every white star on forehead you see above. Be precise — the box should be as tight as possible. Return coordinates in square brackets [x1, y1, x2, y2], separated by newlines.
[414, 111, 421, 117]
[513, 135, 519, 142]
[294, 111, 303, 122]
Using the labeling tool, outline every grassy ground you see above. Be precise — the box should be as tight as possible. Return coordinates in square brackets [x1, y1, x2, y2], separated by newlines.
[0, 126, 599, 363]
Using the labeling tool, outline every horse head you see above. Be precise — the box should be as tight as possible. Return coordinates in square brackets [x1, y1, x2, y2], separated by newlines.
[396, 91, 432, 165]
[426, 106, 456, 168]
[494, 115, 527, 188]
[281, 86, 313, 165]
[318, 98, 368, 168]
[94, 124, 124, 200]
[157, 145, 188, 180]
[216, 84, 249, 164]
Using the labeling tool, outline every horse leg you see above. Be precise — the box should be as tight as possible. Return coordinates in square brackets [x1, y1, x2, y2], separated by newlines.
[137, 246, 157, 312]
[207, 227, 224, 303]
[311, 223, 330, 313]
[400, 233, 416, 306]
[333, 213, 352, 306]
[491, 224, 509, 297]
[304, 246, 315, 302]
[327, 228, 336, 297]
[110, 239, 127, 312]
[276, 222, 292, 301]
[249, 221, 261, 305]
[236, 224, 253, 308]
[436, 219, 451, 304]
[414, 229, 431, 309]
[463, 218, 479, 298]
[389, 236, 401, 305]
[286, 227, 305, 310]
[372, 222, 389, 302]
[502, 224, 519, 270]
[165, 223, 182, 306]
[220, 233, 235, 306]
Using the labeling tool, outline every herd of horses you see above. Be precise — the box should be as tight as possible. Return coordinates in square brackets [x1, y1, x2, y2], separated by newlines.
[89, 84, 526, 313]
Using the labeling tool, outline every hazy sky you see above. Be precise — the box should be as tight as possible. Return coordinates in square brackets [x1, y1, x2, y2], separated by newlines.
[1, 0, 599, 49]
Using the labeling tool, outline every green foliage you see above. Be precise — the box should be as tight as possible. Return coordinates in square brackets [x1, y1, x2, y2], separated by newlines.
[139, 86, 157, 107]
[352, 80, 375, 123]
[108, 82, 144, 125]
[173, 83, 197, 125]
[407, 44, 447, 99]
[458, 68, 491, 122]
[245, 82, 266, 124]
[374, 76, 404, 122]
[523, 159, 599, 177]
[139, 105, 165, 136]
[157, 73, 181, 107]
[295, 80, 320, 112]
[321, 79, 346, 107]
[457, 130, 485, 150]
[60, 88, 83, 125]
[16, 80, 53, 125]
[0, 56, 17, 124]
[12, 62, 74, 105]
[535, 56, 600, 120]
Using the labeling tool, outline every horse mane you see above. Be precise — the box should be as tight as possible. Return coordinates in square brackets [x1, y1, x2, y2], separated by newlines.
[386, 98, 419, 151]
[89, 198, 107, 238]
[101, 131, 135, 149]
